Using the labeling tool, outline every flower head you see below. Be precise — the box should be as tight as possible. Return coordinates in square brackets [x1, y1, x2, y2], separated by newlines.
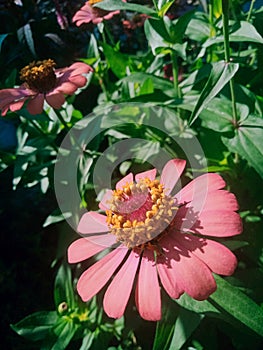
[73, 0, 120, 26]
[0, 59, 93, 115]
[68, 159, 242, 321]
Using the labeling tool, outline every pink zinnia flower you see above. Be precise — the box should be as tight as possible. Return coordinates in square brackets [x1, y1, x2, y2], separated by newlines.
[0, 59, 93, 115]
[73, 0, 120, 26]
[68, 159, 242, 321]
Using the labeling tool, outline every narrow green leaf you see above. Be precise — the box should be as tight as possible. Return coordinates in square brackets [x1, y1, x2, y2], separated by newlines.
[54, 264, 76, 309]
[169, 308, 204, 350]
[95, 0, 156, 16]
[11, 311, 58, 341]
[210, 275, 263, 337]
[43, 208, 72, 227]
[153, 299, 178, 350]
[222, 115, 263, 178]
[189, 61, 239, 125]
[158, 0, 175, 17]
[80, 331, 95, 350]
[102, 42, 132, 79]
[176, 294, 220, 315]
[169, 10, 195, 44]
[52, 319, 79, 350]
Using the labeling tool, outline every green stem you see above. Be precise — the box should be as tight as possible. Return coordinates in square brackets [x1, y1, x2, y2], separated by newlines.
[246, 0, 255, 22]
[222, 0, 238, 125]
[170, 50, 181, 99]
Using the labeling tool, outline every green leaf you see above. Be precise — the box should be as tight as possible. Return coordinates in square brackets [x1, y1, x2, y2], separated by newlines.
[222, 115, 263, 178]
[18, 23, 36, 57]
[153, 299, 178, 350]
[186, 12, 211, 42]
[169, 10, 195, 44]
[52, 319, 79, 350]
[157, 0, 175, 17]
[210, 275, 263, 337]
[189, 61, 239, 125]
[169, 308, 204, 350]
[95, 0, 156, 16]
[80, 331, 95, 350]
[43, 208, 72, 227]
[0, 34, 8, 53]
[54, 264, 76, 310]
[102, 42, 133, 79]
[11, 311, 58, 341]
[176, 294, 220, 315]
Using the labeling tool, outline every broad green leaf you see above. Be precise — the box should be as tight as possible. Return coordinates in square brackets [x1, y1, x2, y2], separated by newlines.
[176, 294, 220, 315]
[222, 115, 263, 178]
[169, 308, 204, 350]
[102, 42, 133, 79]
[17, 23, 36, 57]
[189, 61, 239, 125]
[169, 10, 195, 44]
[200, 99, 249, 132]
[186, 12, 211, 42]
[10, 311, 58, 341]
[95, 0, 156, 16]
[210, 275, 263, 337]
[54, 264, 76, 309]
[153, 299, 178, 350]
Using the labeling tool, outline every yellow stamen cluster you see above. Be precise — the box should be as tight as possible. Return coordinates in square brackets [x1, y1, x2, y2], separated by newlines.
[89, 0, 102, 5]
[20, 59, 57, 93]
[106, 178, 177, 249]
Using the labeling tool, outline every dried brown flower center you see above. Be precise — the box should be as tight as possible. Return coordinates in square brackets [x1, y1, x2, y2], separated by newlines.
[106, 178, 177, 250]
[20, 59, 57, 93]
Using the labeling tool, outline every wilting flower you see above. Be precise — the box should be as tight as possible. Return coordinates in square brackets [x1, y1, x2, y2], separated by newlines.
[73, 0, 120, 26]
[0, 59, 93, 115]
[68, 159, 242, 321]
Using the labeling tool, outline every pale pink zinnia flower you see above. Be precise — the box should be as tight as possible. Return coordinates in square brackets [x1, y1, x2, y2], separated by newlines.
[68, 159, 242, 321]
[0, 59, 93, 115]
[73, 0, 120, 26]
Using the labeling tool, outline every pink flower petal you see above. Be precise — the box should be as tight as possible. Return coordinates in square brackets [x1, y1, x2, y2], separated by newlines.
[103, 250, 140, 318]
[26, 94, 45, 114]
[165, 236, 217, 300]
[77, 247, 128, 302]
[68, 236, 109, 263]
[99, 189, 113, 210]
[135, 250, 161, 321]
[157, 254, 184, 299]
[135, 168, 157, 182]
[174, 173, 226, 205]
[199, 190, 239, 211]
[55, 81, 78, 94]
[46, 92, 65, 109]
[68, 75, 87, 88]
[160, 159, 186, 195]
[176, 234, 237, 276]
[116, 173, 133, 190]
[78, 212, 109, 234]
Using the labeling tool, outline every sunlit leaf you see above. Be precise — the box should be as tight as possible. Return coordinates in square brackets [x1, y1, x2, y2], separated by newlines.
[95, 0, 156, 16]
[222, 115, 263, 178]
[189, 61, 239, 125]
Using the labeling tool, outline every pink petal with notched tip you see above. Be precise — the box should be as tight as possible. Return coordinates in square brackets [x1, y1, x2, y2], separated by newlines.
[27, 94, 45, 114]
[103, 250, 140, 319]
[160, 159, 186, 195]
[68, 62, 93, 75]
[116, 172, 133, 190]
[99, 189, 113, 210]
[165, 237, 217, 300]
[78, 211, 109, 234]
[135, 168, 156, 182]
[77, 247, 128, 302]
[135, 250, 161, 321]
[198, 190, 239, 211]
[9, 99, 27, 112]
[46, 93, 65, 109]
[175, 233, 237, 276]
[68, 236, 108, 263]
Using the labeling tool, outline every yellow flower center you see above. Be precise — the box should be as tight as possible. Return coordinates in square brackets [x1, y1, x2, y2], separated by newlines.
[106, 178, 177, 250]
[89, 0, 102, 5]
[20, 59, 57, 93]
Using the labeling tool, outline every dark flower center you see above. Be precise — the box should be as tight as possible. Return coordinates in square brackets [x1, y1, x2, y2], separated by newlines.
[20, 59, 57, 93]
